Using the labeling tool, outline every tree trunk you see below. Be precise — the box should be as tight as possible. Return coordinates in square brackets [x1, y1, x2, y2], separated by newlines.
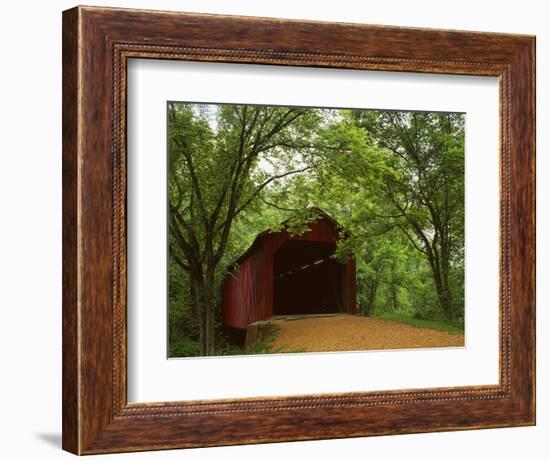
[194, 293, 212, 356]
[190, 269, 215, 356]
[205, 301, 216, 356]
[197, 305, 206, 356]
[439, 268, 453, 319]
[200, 267, 217, 356]
[390, 260, 398, 310]
[364, 278, 378, 316]
[192, 277, 207, 356]
[428, 256, 453, 319]
[188, 273, 205, 355]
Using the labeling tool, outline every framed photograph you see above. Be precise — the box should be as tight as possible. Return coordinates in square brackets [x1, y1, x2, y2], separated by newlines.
[62, 5, 535, 455]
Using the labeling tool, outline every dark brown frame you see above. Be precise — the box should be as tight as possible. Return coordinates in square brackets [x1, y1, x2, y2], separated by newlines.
[62, 5, 536, 455]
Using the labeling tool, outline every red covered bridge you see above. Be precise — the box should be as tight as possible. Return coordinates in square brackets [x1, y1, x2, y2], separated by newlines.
[222, 209, 357, 330]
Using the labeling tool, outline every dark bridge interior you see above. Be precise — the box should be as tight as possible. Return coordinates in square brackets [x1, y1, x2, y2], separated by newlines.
[273, 240, 344, 316]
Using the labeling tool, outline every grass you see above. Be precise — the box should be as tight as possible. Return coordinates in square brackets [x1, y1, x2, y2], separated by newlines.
[169, 322, 287, 358]
[373, 312, 464, 335]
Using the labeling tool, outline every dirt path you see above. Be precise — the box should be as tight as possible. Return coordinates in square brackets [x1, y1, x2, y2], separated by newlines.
[270, 314, 464, 352]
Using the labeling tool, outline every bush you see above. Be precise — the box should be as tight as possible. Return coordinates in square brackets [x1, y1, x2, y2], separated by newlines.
[168, 336, 200, 357]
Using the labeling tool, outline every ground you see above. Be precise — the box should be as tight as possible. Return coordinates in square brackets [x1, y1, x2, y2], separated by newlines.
[268, 314, 464, 353]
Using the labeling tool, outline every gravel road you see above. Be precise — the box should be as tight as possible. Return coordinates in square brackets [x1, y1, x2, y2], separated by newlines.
[270, 314, 464, 353]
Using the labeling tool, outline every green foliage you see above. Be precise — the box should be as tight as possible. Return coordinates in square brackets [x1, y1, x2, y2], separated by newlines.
[167, 103, 465, 357]
[373, 312, 464, 335]
[168, 312, 282, 357]
[245, 322, 281, 354]
[168, 336, 200, 358]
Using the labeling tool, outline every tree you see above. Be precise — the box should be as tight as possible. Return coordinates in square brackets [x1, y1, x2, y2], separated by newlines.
[352, 111, 465, 319]
[168, 103, 323, 355]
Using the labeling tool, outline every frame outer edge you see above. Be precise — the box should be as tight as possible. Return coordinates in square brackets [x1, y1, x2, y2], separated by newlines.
[496, 37, 536, 425]
[513, 36, 536, 423]
[63, 6, 536, 454]
[62, 6, 81, 455]
[76, 6, 119, 453]
[531, 36, 537, 425]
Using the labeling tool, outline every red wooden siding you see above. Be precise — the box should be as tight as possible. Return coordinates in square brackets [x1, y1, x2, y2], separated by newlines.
[222, 212, 357, 329]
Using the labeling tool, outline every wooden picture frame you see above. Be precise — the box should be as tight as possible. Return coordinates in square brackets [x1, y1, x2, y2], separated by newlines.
[62, 5, 535, 455]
